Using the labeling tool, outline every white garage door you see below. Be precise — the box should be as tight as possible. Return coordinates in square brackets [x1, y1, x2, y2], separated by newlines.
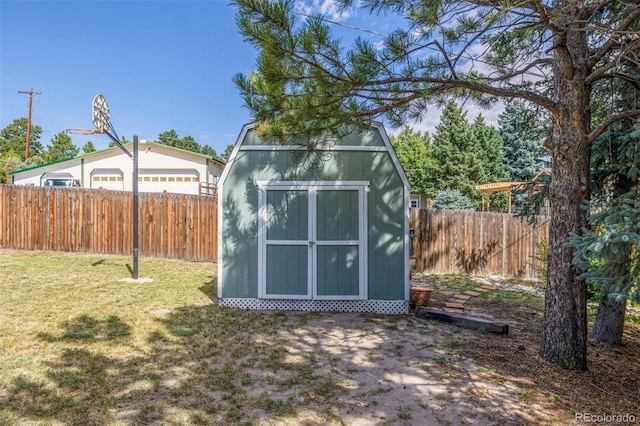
[138, 170, 200, 195]
[91, 169, 124, 191]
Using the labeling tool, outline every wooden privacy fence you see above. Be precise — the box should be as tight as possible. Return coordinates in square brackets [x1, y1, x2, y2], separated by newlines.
[1, 185, 548, 278]
[0, 185, 218, 262]
[409, 208, 549, 280]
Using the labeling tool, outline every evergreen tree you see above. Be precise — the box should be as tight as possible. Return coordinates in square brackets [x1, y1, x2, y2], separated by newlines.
[471, 114, 510, 207]
[431, 103, 478, 201]
[572, 51, 640, 345]
[471, 115, 509, 183]
[180, 135, 200, 152]
[200, 144, 218, 158]
[389, 127, 438, 198]
[498, 102, 547, 182]
[108, 136, 131, 148]
[158, 130, 181, 147]
[221, 144, 235, 161]
[0, 118, 44, 160]
[432, 189, 474, 210]
[45, 132, 79, 162]
[430, 104, 507, 206]
[157, 130, 218, 158]
[82, 141, 96, 154]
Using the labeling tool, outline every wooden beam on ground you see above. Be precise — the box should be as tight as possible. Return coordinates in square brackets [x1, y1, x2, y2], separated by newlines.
[415, 307, 509, 334]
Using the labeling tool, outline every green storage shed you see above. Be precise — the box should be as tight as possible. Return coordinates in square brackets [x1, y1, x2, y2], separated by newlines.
[218, 122, 410, 314]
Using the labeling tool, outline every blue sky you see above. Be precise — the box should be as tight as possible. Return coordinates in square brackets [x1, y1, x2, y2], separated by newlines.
[1, 0, 261, 154]
[1, 0, 503, 156]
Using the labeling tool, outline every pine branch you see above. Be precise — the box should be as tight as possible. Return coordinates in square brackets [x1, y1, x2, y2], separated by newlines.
[589, 110, 640, 143]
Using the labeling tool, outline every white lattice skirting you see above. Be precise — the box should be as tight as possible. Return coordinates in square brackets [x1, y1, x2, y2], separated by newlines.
[219, 298, 409, 314]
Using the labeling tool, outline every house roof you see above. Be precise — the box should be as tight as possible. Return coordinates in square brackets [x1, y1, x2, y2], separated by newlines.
[9, 141, 225, 176]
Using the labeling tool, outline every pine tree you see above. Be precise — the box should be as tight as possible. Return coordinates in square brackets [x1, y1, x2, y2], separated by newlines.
[472, 115, 510, 207]
[574, 56, 640, 344]
[471, 115, 509, 182]
[431, 103, 479, 202]
[498, 103, 547, 182]
[157, 130, 214, 156]
[430, 104, 507, 206]
[389, 127, 438, 198]
[82, 141, 96, 154]
[45, 132, 79, 162]
[221, 144, 235, 161]
[0, 118, 44, 160]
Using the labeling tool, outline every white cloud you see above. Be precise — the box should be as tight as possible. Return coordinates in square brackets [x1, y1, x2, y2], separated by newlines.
[294, 0, 354, 22]
[388, 100, 506, 137]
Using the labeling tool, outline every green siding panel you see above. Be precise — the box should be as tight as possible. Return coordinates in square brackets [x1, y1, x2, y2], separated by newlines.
[240, 127, 385, 147]
[220, 152, 259, 298]
[316, 190, 358, 241]
[266, 245, 308, 295]
[266, 190, 308, 241]
[333, 128, 385, 147]
[317, 246, 359, 296]
[367, 181, 405, 300]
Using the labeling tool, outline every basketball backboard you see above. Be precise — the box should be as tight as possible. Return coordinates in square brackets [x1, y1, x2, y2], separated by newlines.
[92, 93, 111, 132]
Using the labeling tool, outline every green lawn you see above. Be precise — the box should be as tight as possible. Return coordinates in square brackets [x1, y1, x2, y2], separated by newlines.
[0, 250, 411, 425]
[0, 250, 220, 424]
[2, 249, 637, 426]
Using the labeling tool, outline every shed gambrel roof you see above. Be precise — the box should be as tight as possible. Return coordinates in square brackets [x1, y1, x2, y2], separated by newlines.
[219, 121, 410, 190]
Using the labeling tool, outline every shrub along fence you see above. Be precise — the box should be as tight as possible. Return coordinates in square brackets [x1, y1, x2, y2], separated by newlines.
[409, 208, 549, 280]
[0, 185, 218, 262]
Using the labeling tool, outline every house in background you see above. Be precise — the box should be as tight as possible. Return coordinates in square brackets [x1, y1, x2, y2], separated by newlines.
[9, 141, 225, 196]
[218, 122, 411, 314]
[410, 192, 430, 209]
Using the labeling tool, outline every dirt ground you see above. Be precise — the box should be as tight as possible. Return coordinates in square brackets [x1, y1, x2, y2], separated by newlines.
[265, 276, 640, 425]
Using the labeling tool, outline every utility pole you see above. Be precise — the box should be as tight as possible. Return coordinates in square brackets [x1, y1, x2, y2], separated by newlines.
[18, 89, 42, 159]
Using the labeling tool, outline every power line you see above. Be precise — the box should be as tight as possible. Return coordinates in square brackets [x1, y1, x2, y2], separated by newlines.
[290, 10, 387, 37]
[18, 89, 42, 159]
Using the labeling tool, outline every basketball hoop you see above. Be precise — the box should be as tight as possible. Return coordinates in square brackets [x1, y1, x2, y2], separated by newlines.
[65, 127, 104, 135]
[64, 93, 142, 279]
[92, 93, 111, 132]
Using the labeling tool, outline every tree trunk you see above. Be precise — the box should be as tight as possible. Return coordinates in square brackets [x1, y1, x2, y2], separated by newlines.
[591, 183, 633, 346]
[591, 281, 628, 345]
[539, 123, 590, 370]
[539, 13, 591, 371]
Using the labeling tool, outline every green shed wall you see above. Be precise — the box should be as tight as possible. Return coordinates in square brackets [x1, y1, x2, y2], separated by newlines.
[220, 127, 407, 300]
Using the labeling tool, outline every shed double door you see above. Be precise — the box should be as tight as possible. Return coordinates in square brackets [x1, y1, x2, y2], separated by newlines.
[258, 182, 368, 300]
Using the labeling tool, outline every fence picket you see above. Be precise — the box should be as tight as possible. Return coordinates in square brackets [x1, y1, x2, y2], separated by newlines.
[0, 186, 219, 262]
[409, 208, 549, 280]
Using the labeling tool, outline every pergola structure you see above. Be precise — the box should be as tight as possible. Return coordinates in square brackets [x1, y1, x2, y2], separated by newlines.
[475, 182, 525, 213]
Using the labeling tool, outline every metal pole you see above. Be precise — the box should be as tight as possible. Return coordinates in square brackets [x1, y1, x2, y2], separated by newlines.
[133, 135, 139, 279]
